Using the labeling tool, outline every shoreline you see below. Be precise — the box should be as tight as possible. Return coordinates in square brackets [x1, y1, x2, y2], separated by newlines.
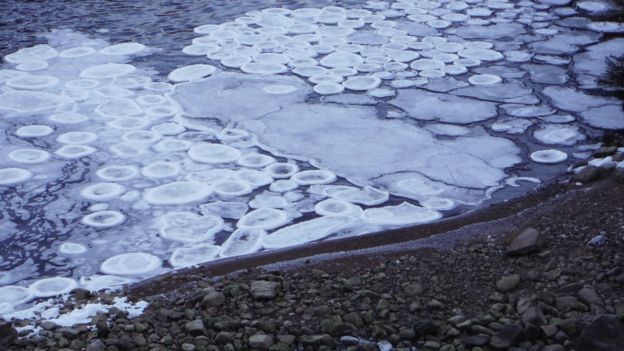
[4, 151, 624, 350]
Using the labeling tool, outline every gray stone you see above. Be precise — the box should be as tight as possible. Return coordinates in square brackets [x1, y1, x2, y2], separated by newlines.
[577, 315, 624, 351]
[542, 345, 566, 351]
[185, 319, 205, 336]
[507, 228, 543, 256]
[249, 334, 274, 350]
[0, 322, 17, 347]
[250, 280, 280, 300]
[496, 274, 521, 292]
[464, 335, 490, 347]
[578, 285, 603, 306]
[522, 306, 546, 326]
[490, 324, 523, 350]
[85, 339, 106, 351]
[202, 290, 226, 307]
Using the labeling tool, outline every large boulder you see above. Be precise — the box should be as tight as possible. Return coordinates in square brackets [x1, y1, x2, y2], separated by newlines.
[576, 315, 624, 351]
[506, 227, 543, 255]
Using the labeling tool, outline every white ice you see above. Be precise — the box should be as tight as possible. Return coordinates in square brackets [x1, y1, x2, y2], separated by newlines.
[237, 208, 289, 230]
[219, 228, 266, 258]
[262, 216, 354, 249]
[144, 181, 213, 205]
[170, 244, 221, 268]
[29, 277, 78, 298]
[100, 252, 162, 276]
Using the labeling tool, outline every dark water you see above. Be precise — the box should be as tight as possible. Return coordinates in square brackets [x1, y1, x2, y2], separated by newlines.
[0, 0, 611, 292]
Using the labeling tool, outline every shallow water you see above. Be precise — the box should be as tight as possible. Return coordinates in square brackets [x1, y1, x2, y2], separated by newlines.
[0, 0, 623, 316]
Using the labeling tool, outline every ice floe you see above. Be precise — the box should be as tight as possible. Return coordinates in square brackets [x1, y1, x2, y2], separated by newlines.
[100, 252, 162, 276]
[220, 228, 266, 258]
[29, 277, 78, 298]
[144, 181, 213, 205]
[262, 216, 354, 249]
[530, 149, 569, 164]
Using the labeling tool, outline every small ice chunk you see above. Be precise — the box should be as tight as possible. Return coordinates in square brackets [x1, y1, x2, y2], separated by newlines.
[220, 228, 266, 258]
[8, 148, 51, 164]
[82, 210, 126, 228]
[343, 75, 382, 91]
[533, 125, 584, 145]
[468, 74, 502, 85]
[16, 125, 54, 137]
[320, 51, 364, 68]
[168, 64, 217, 82]
[262, 216, 353, 249]
[233, 169, 274, 188]
[59, 46, 96, 58]
[240, 62, 288, 75]
[200, 201, 248, 219]
[270, 179, 299, 192]
[80, 63, 136, 79]
[314, 198, 363, 217]
[153, 139, 192, 152]
[57, 131, 97, 144]
[421, 197, 456, 210]
[4, 44, 58, 64]
[237, 153, 276, 168]
[250, 193, 290, 209]
[213, 179, 253, 197]
[237, 208, 289, 230]
[0, 285, 34, 305]
[0, 91, 72, 114]
[530, 149, 568, 164]
[141, 161, 180, 179]
[96, 165, 139, 182]
[55, 145, 97, 159]
[325, 185, 389, 206]
[458, 48, 503, 61]
[158, 211, 223, 243]
[29, 277, 78, 298]
[108, 117, 147, 130]
[0, 167, 33, 186]
[59, 243, 87, 255]
[144, 181, 213, 205]
[291, 170, 337, 185]
[188, 143, 241, 164]
[49, 112, 89, 124]
[151, 123, 185, 136]
[96, 98, 143, 118]
[362, 202, 442, 225]
[314, 83, 345, 95]
[80, 183, 126, 201]
[100, 252, 162, 276]
[100, 42, 147, 56]
[410, 59, 445, 71]
[170, 244, 221, 268]
[6, 75, 59, 90]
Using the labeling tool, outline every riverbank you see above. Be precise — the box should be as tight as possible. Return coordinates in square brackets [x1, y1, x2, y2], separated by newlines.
[3, 148, 624, 351]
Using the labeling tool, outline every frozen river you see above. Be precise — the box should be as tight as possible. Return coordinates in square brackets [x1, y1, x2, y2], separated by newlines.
[0, 0, 623, 315]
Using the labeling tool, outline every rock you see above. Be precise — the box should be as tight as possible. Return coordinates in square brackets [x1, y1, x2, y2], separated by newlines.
[587, 234, 606, 247]
[299, 334, 335, 346]
[277, 335, 295, 345]
[182, 343, 197, 351]
[521, 306, 546, 326]
[249, 334, 274, 349]
[412, 319, 438, 336]
[506, 228, 543, 255]
[215, 332, 235, 344]
[490, 324, 523, 350]
[423, 340, 441, 349]
[202, 290, 226, 307]
[578, 285, 603, 306]
[85, 339, 106, 351]
[556, 296, 586, 312]
[577, 315, 624, 351]
[185, 319, 206, 336]
[71, 288, 92, 300]
[0, 321, 18, 347]
[573, 166, 602, 183]
[250, 280, 280, 300]
[496, 274, 521, 292]
[464, 335, 490, 347]
[542, 345, 566, 351]
[343, 311, 364, 327]
[403, 283, 424, 296]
